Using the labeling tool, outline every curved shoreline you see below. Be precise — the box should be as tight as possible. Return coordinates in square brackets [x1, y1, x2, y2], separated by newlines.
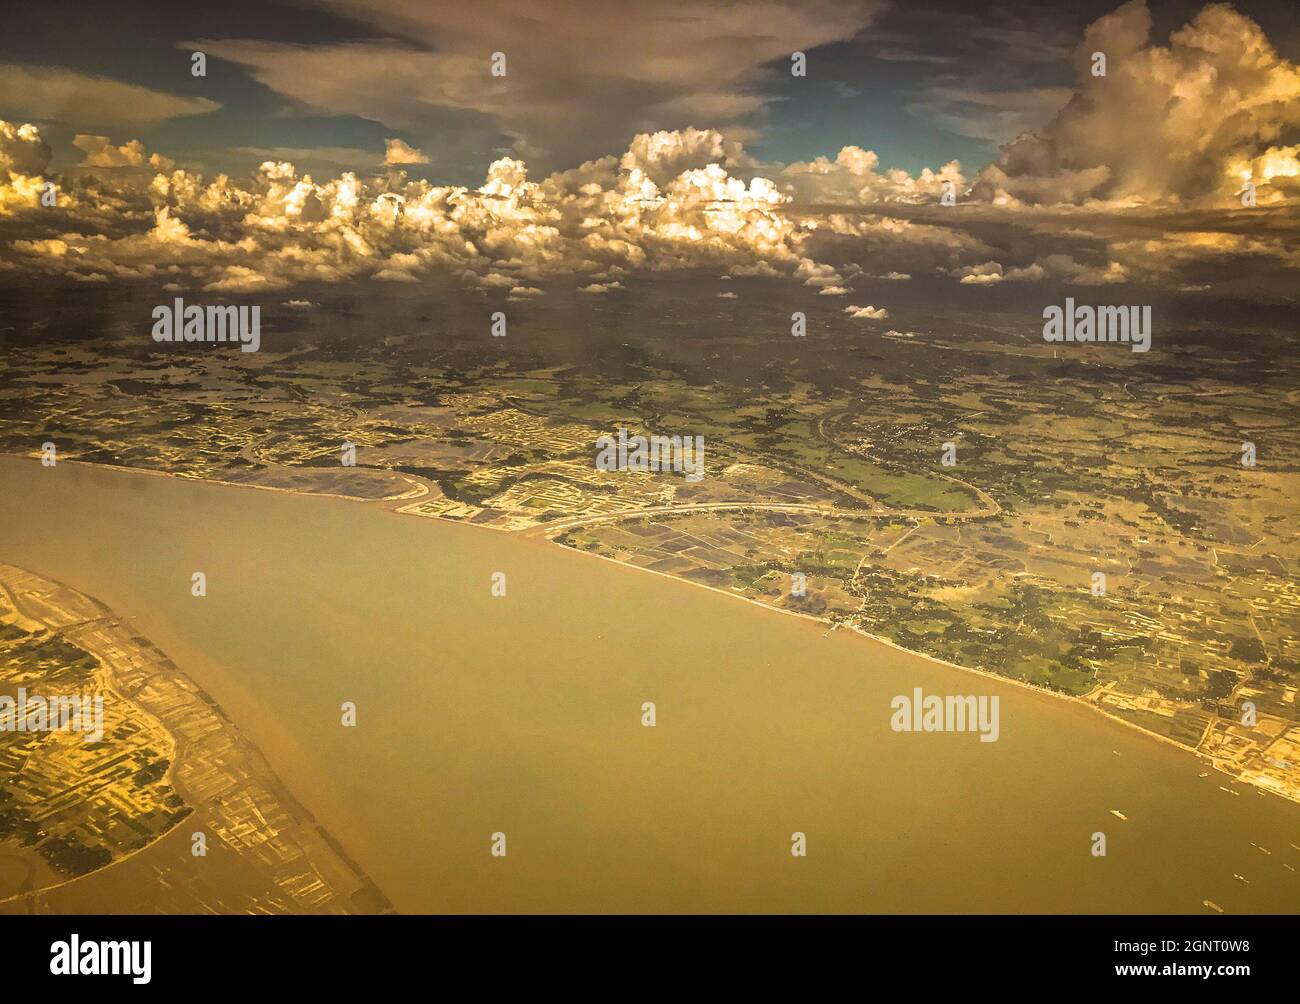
[2, 453, 1298, 913]
[545, 529, 1212, 761]
[3, 453, 1288, 809]
[0, 557, 395, 913]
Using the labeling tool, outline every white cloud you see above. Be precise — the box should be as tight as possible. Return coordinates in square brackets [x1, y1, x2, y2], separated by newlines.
[384, 138, 429, 165]
[621, 128, 753, 186]
[953, 261, 1006, 284]
[0, 89, 1292, 302]
[0, 123, 810, 288]
[972, 2, 1300, 207]
[782, 145, 965, 205]
[0, 120, 51, 212]
[0, 120, 50, 176]
[73, 135, 173, 171]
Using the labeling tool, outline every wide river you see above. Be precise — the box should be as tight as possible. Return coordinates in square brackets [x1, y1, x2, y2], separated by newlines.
[0, 455, 1296, 912]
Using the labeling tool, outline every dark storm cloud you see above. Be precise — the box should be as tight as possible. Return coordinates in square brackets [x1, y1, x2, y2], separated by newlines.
[189, 0, 882, 173]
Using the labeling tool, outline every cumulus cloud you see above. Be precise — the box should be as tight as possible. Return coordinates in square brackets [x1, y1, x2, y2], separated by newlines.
[384, 138, 428, 165]
[73, 135, 174, 171]
[796, 258, 849, 290]
[1033, 253, 1127, 284]
[951, 260, 1049, 284]
[2, 0, 1292, 313]
[620, 128, 755, 187]
[782, 146, 965, 205]
[845, 304, 889, 319]
[0, 59, 1293, 305]
[803, 212, 998, 280]
[1106, 229, 1300, 286]
[0, 123, 821, 291]
[0, 120, 51, 213]
[0, 120, 50, 178]
[972, 1, 1300, 207]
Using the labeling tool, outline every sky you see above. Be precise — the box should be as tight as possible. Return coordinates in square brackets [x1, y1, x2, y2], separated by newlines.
[1, 0, 1296, 181]
[0, 0, 1296, 309]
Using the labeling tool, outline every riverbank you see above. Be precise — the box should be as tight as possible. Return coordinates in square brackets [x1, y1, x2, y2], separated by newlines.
[0, 559, 392, 913]
[1, 454, 1297, 912]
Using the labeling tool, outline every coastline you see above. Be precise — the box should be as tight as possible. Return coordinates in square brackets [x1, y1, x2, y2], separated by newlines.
[0, 558, 395, 913]
[543, 528, 1215, 763]
[2, 453, 1264, 795]
[2, 453, 1298, 913]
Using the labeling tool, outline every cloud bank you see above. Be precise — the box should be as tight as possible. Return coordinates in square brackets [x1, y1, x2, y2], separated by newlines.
[0, 4, 1294, 300]
[972, 1, 1300, 208]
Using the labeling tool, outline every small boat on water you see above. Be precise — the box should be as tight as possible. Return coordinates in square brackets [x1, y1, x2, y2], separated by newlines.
[1109, 809, 1128, 820]
[1203, 900, 1224, 913]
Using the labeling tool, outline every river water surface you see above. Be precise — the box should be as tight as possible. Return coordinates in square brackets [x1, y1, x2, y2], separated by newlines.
[0, 455, 1296, 912]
